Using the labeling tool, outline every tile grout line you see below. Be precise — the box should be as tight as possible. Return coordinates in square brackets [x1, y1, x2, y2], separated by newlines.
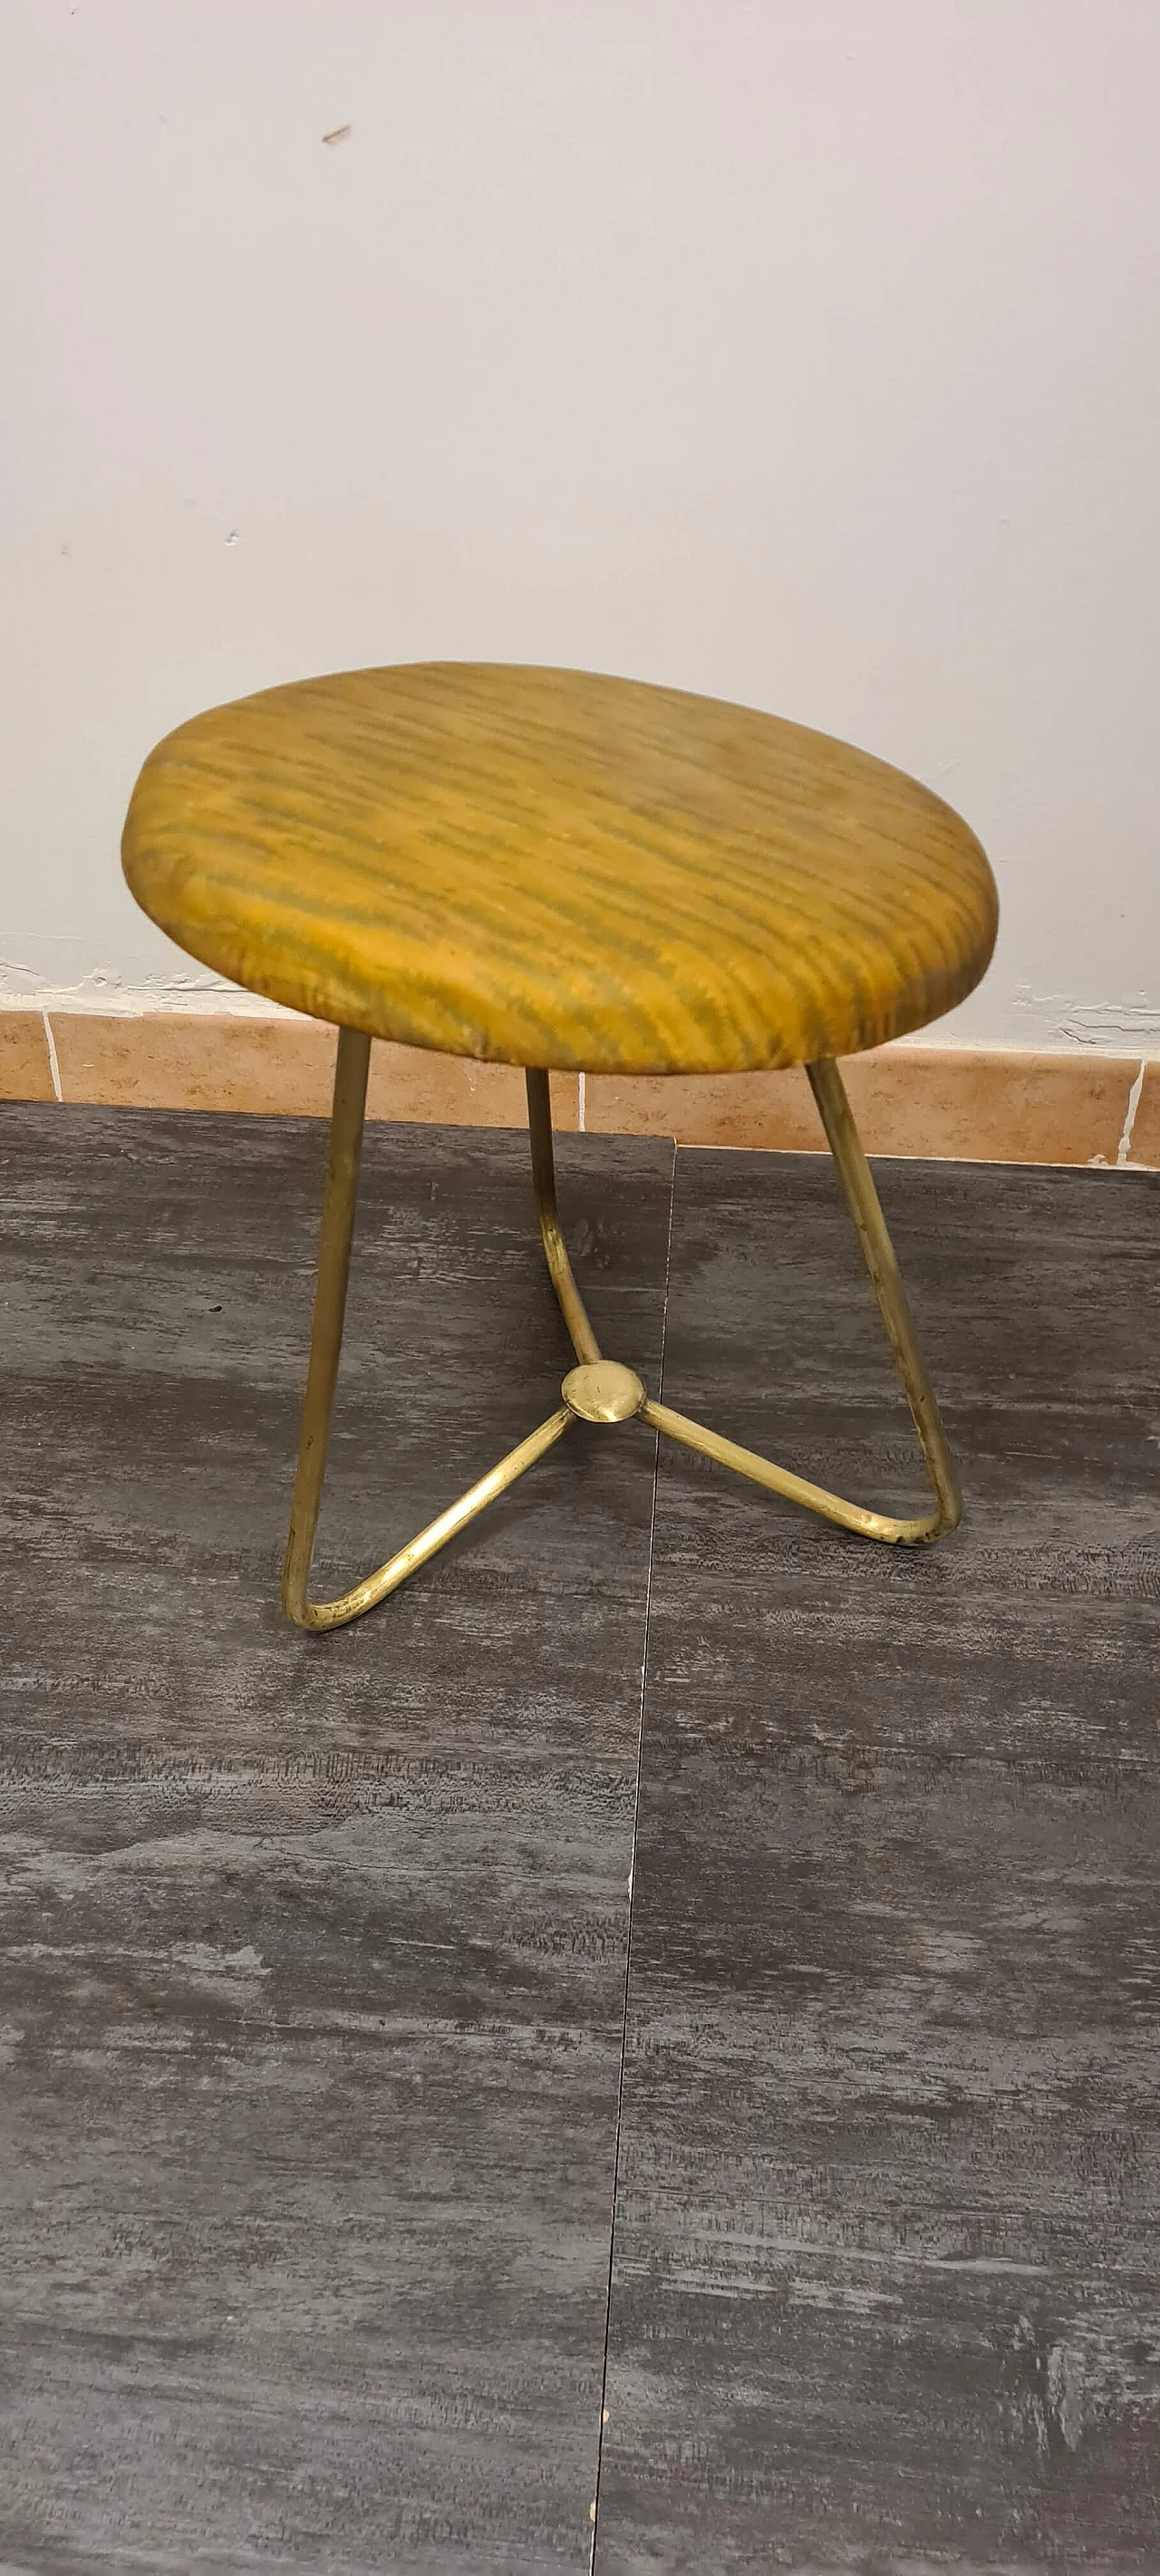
[1116, 1058, 1146, 1166]
[41, 1009, 63, 1102]
[588, 1133, 678, 2569]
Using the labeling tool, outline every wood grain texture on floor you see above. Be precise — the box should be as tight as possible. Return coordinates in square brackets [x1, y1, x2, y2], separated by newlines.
[594, 1149, 1160, 2572]
[3, 1113, 1158, 2570]
[0, 1109, 672, 2574]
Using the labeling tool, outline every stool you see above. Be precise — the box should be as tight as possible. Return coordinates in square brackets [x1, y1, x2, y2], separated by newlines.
[121, 663, 998, 1632]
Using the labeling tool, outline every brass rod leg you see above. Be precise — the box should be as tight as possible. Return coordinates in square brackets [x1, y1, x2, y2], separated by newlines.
[525, 1069, 602, 1363]
[280, 1030, 575, 1633]
[287, 1406, 575, 1633]
[634, 1057, 962, 1547]
[807, 1057, 962, 1536]
[282, 1026, 372, 1624]
[638, 1397, 940, 1544]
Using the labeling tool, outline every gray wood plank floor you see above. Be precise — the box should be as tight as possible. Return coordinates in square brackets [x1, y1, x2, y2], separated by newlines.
[594, 1148, 1160, 2574]
[2, 1111, 1157, 2571]
[0, 1111, 672, 2575]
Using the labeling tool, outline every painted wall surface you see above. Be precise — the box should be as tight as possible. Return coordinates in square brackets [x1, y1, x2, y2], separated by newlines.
[3, 0, 1157, 1051]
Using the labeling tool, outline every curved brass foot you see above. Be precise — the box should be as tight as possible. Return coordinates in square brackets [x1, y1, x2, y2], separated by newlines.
[638, 1397, 952, 1545]
[281, 1031, 573, 1632]
[526, 1058, 962, 1547]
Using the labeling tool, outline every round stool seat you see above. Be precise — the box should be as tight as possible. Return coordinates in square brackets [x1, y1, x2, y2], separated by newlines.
[122, 663, 997, 1075]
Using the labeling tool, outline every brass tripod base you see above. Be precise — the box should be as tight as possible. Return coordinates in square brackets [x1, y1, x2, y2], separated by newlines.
[281, 1041, 962, 1633]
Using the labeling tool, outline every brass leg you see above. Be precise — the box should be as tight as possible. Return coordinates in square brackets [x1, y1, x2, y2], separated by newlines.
[807, 1056, 961, 1534]
[525, 1070, 602, 1362]
[638, 1056, 962, 1544]
[281, 1030, 573, 1632]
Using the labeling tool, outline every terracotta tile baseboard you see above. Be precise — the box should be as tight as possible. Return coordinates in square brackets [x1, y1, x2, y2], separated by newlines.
[0, 1008, 1155, 1169]
[586, 1051, 1158, 1168]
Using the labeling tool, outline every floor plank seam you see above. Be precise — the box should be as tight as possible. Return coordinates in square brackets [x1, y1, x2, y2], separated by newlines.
[588, 1137, 677, 2570]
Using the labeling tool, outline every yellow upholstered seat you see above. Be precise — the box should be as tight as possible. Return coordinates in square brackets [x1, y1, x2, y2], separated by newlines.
[122, 662, 997, 1076]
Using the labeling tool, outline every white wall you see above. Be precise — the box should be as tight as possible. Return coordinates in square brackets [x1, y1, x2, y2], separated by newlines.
[4, 0, 1158, 1051]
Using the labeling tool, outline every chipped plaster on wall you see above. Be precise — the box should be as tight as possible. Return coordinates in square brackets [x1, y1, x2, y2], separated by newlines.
[0, 964, 288, 1018]
[1012, 991, 1160, 1056]
[3, 972, 1160, 1071]
[4, 975, 1160, 1063]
